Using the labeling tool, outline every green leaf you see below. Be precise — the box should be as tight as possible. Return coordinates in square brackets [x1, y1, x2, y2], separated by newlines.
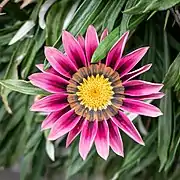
[164, 112, 180, 171]
[130, 148, 157, 176]
[163, 53, 180, 91]
[46, 0, 75, 45]
[102, 0, 126, 31]
[91, 0, 145, 63]
[46, 140, 55, 161]
[38, 0, 57, 29]
[8, 20, 35, 45]
[30, 0, 45, 22]
[111, 128, 157, 180]
[67, 141, 95, 178]
[91, 26, 120, 63]
[124, 0, 180, 14]
[140, 20, 156, 81]
[0, 80, 48, 95]
[67, 0, 108, 35]
[21, 28, 46, 78]
[20, 126, 43, 180]
[158, 30, 172, 171]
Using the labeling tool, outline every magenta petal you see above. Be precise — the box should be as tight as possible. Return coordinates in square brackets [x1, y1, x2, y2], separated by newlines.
[77, 35, 85, 52]
[112, 111, 144, 145]
[44, 47, 77, 78]
[30, 94, 68, 112]
[131, 92, 165, 100]
[85, 25, 99, 65]
[41, 106, 70, 130]
[62, 31, 87, 68]
[118, 47, 149, 77]
[106, 31, 129, 69]
[29, 73, 68, 93]
[123, 80, 163, 96]
[48, 109, 81, 140]
[121, 64, 152, 82]
[66, 117, 84, 147]
[108, 120, 124, 156]
[95, 120, 109, 160]
[79, 120, 98, 160]
[100, 28, 108, 41]
[36, 64, 59, 75]
[121, 98, 163, 117]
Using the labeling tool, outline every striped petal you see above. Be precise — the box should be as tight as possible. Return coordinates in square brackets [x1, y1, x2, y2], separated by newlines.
[112, 111, 144, 145]
[62, 31, 87, 68]
[41, 106, 70, 130]
[29, 73, 68, 93]
[66, 117, 84, 147]
[121, 64, 152, 82]
[130, 92, 165, 100]
[48, 109, 81, 140]
[44, 47, 77, 78]
[106, 31, 129, 69]
[121, 98, 163, 117]
[77, 35, 85, 52]
[79, 120, 98, 160]
[36, 64, 59, 75]
[108, 120, 124, 156]
[123, 80, 163, 96]
[117, 47, 149, 77]
[100, 28, 108, 41]
[95, 120, 109, 160]
[85, 25, 99, 65]
[30, 94, 68, 112]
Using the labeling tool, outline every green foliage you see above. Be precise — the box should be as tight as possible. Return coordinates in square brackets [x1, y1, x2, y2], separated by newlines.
[0, 0, 180, 180]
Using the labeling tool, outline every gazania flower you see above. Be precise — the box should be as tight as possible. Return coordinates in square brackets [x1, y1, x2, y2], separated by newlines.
[29, 25, 163, 160]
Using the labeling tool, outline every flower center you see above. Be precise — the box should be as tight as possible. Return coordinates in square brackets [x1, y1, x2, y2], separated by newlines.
[67, 64, 124, 121]
[76, 74, 114, 111]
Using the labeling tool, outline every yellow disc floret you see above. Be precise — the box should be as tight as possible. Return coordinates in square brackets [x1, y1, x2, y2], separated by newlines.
[76, 74, 114, 111]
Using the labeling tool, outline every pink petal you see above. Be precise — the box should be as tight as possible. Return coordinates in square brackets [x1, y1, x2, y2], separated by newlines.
[85, 25, 99, 65]
[44, 47, 77, 78]
[48, 109, 81, 140]
[77, 35, 85, 52]
[108, 120, 124, 156]
[30, 94, 68, 112]
[66, 117, 84, 147]
[123, 80, 163, 96]
[117, 47, 149, 77]
[36, 64, 59, 75]
[29, 73, 68, 93]
[95, 120, 109, 160]
[106, 31, 129, 69]
[79, 120, 98, 160]
[112, 111, 144, 145]
[130, 92, 165, 100]
[41, 106, 70, 130]
[62, 31, 87, 68]
[121, 98, 163, 117]
[121, 64, 152, 82]
[100, 28, 108, 41]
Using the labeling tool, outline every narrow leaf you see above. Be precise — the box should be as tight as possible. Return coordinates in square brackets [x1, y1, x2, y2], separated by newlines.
[46, 140, 55, 161]
[0, 80, 48, 95]
[8, 20, 35, 45]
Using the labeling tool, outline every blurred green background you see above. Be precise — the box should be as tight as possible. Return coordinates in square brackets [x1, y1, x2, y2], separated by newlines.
[0, 0, 180, 180]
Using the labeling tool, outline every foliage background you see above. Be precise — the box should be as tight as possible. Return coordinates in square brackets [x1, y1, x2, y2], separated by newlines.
[0, 0, 180, 179]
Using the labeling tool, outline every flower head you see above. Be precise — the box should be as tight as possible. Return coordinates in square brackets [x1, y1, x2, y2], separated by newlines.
[29, 25, 164, 160]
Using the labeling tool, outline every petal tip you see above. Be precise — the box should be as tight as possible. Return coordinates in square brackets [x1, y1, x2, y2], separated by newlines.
[79, 152, 87, 161]
[65, 142, 70, 148]
[41, 123, 49, 131]
[139, 140, 145, 146]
